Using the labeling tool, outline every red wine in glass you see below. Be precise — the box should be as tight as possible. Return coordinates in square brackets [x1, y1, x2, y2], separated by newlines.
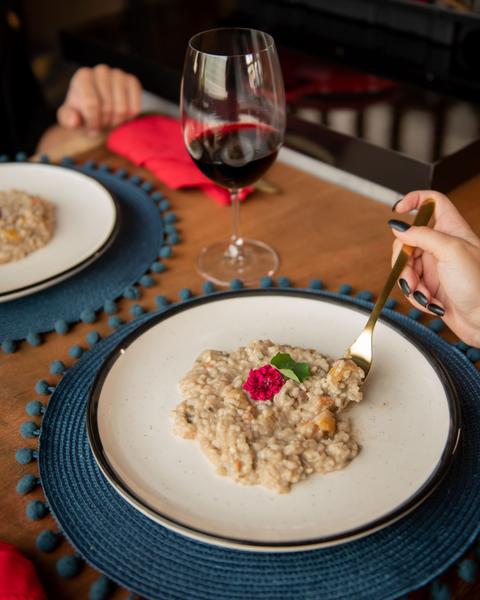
[181, 28, 286, 285]
[187, 123, 282, 190]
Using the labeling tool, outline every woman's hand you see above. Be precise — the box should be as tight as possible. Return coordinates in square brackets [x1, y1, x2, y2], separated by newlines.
[56, 64, 142, 135]
[389, 190, 480, 347]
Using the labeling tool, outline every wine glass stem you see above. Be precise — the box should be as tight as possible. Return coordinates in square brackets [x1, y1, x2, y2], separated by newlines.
[227, 189, 244, 260]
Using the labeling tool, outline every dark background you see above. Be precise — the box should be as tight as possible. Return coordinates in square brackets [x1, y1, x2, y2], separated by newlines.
[16, 0, 480, 192]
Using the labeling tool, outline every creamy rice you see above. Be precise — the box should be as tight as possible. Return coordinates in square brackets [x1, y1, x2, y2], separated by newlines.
[0, 189, 56, 264]
[173, 340, 364, 493]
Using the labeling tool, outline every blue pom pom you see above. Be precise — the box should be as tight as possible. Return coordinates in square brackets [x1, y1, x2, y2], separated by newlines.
[428, 319, 445, 333]
[130, 304, 145, 317]
[202, 281, 215, 294]
[35, 379, 53, 395]
[260, 276, 273, 288]
[15, 151, 27, 162]
[455, 341, 469, 352]
[230, 279, 244, 290]
[164, 223, 177, 234]
[151, 261, 166, 273]
[356, 290, 374, 302]
[159, 199, 170, 211]
[50, 360, 66, 375]
[164, 212, 177, 224]
[155, 295, 169, 308]
[99, 163, 110, 173]
[277, 276, 291, 288]
[179, 288, 193, 301]
[139, 274, 155, 288]
[115, 168, 127, 178]
[430, 580, 451, 600]
[167, 233, 180, 245]
[123, 286, 140, 300]
[385, 298, 397, 310]
[86, 331, 101, 346]
[54, 319, 69, 335]
[57, 555, 82, 578]
[83, 159, 96, 169]
[103, 299, 117, 314]
[68, 345, 84, 359]
[339, 284, 352, 295]
[458, 558, 478, 583]
[0, 154, 9, 162]
[408, 308, 423, 320]
[26, 500, 48, 520]
[16, 474, 39, 495]
[61, 156, 74, 166]
[467, 347, 480, 362]
[142, 181, 153, 192]
[26, 332, 42, 346]
[16, 448, 36, 464]
[36, 530, 60, 553]
[308, 279, 324, 290]
[150, 191, 163, 202]
[89, 575, 113, 600]
[26, 400, 44, 416]
[159, 245, 172, 258]
[129, 174, 141, 185]
[2, 340, 16, 353]
[20, 421, 40, 438]
[80, 308, 96, 324]
[108, 316, 122, 329]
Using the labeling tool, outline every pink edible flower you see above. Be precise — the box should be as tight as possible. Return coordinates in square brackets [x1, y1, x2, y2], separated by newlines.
[242, 364, 285, 401]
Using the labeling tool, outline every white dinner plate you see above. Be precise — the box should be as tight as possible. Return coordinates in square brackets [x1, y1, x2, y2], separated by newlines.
[87, 291, 460, 552]
[0, 163, 118, 302]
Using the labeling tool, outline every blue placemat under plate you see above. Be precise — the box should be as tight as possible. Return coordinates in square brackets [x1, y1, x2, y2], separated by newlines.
[0, 160, 169, 343]
[38, 290, 480, 600]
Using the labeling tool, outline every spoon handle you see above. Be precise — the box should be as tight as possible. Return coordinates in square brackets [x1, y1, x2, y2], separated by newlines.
[366, 199, 435, 329]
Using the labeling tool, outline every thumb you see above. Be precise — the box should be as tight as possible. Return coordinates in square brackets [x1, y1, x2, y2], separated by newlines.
[390, 224, 458, 260]
[57, 104, 81, 129]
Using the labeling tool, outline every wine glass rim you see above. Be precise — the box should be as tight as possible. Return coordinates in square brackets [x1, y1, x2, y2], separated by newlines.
[188, 27, 275, 57]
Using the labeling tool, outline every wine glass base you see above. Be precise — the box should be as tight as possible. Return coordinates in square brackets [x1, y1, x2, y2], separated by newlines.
[196, 239, 280, 287]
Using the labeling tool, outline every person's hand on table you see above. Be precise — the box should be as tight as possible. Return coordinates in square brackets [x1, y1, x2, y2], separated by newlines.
[57, 64, 142, 136]
[389, 190, 480, 347]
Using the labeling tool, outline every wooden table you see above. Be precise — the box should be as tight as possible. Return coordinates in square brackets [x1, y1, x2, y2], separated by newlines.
[1, 145, 479, 599]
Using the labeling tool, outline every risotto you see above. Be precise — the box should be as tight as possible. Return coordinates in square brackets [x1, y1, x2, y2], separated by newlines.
[0, 189, 56, 264]
[173, 340, 364, 493]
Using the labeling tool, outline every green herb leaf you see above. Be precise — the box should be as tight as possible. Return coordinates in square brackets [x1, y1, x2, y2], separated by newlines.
[278, 368, 301, 383]
[270, 353, 311, 383]
[293, 362, 310, 381]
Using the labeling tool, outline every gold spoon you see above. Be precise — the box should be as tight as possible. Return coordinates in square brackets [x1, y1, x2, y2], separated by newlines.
[345, 199, 435, 380]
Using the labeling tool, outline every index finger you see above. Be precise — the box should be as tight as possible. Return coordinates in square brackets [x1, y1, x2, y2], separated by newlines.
[394, 190, 480, 246]
[72, 68, 101, 133]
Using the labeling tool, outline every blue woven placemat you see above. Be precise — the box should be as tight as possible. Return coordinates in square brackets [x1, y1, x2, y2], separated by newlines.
[0, 160, 169, 343]
[38, 290, 480, 600]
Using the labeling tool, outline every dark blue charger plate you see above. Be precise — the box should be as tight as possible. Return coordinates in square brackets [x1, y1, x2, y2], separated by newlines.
[0, 161, 167, 343]
[39, 289, 480, 600]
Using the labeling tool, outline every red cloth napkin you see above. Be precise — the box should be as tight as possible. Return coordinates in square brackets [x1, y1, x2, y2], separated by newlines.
[107, 115, 250, 206]
[0, 542, 46, 600]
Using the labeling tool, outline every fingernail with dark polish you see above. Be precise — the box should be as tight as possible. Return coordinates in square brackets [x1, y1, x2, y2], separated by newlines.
[413, 290, 429, 307]
[399, 278, 411, 296]
[391, 198, 403, 212]
[388, 219, 411, 232]
[428, 303, 445, 317]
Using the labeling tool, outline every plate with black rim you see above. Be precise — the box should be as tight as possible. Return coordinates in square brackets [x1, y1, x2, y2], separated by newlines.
[0, 163, 119, 302]
[87, 290, 460, 552]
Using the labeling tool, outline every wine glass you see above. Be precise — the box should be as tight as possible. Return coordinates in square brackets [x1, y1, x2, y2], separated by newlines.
[180, 28, 286, 286]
